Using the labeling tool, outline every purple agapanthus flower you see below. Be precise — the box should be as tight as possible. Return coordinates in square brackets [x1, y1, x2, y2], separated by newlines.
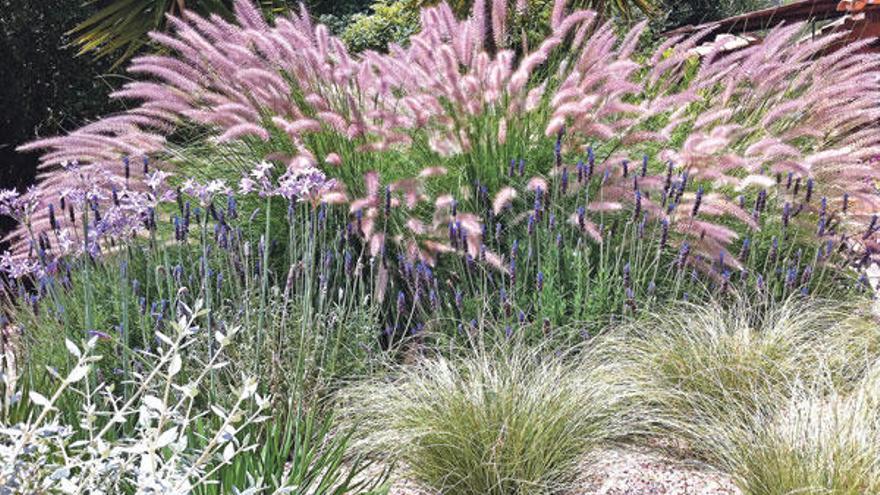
[182, 178, 231, 206]
[277, 166, 337, 205]
[0, 252, 39, 279]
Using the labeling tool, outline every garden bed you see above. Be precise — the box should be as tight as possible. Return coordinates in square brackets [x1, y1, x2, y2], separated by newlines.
[2, 0, 880, 493]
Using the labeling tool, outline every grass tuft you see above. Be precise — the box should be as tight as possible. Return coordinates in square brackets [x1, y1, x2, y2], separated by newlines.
[599, 295, 880, 460]
[716, 372, 880, 495]
[337, 343, 644, 495]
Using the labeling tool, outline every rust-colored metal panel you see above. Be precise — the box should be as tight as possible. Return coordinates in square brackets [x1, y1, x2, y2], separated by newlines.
[663, 0, 880, 53]
[665, 0, 844, 38]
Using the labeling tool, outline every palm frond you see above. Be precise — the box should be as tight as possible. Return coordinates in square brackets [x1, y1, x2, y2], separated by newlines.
[67, 0, 289, 67]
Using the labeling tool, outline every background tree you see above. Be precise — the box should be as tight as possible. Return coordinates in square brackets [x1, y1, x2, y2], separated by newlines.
[342, 0, 660, 54]
[0, 0, 119, 237]
[69, 0, 303, 66]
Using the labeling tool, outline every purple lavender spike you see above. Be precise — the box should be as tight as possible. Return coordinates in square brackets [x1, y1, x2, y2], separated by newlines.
[48, 204, 57, 231]
[625, 287, 636, 311]
[692, 186, 703, 217]
[801, 265, 813, 285]
[587, 148, 595, 179]
[676, 242, 690, 270]
[739, 238, 751, 261]
[782, 202, 791, 228]
[555, 127, 564, 167]
[660, 219, 669, 249]
[864, 215, 878, 240]
[396, 291, 406, 314]
[633, 190, 642, 221]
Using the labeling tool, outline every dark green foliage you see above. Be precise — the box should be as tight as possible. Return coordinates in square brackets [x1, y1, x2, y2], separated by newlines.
[0, 0, 118, 236]
[656, 0, 775, 31]
[69, 0, 298, 65]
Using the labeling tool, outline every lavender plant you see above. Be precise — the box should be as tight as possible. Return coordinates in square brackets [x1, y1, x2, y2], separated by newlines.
[0, 167, 386, 403]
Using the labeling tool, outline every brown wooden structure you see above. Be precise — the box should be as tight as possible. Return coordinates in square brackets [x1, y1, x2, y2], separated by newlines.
[665, 0, 880, 52]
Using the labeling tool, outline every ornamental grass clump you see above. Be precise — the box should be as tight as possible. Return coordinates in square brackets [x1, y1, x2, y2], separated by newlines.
[601, 296, 880, 461]
[708, 368, 880, 495]
[10, 0, 880, 281]
[337, 343, 645, 495]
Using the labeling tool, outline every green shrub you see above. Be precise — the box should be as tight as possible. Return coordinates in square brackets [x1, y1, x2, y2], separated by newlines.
[341, 0, 420, 52]
[337, 343, 645, 494]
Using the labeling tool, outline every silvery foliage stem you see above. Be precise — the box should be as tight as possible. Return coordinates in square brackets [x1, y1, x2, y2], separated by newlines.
[0, 300, 274, 494]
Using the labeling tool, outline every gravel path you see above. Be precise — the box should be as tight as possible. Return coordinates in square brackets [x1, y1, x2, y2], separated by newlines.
[384, 447, 740, 495]
[570, 447, 740, 495]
